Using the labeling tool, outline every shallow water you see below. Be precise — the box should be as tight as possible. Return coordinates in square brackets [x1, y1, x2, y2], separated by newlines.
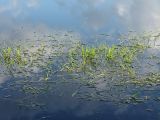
[1, 0, 160, 120]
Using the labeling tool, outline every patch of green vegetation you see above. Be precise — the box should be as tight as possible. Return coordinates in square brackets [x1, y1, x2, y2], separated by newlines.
[106, 45, 116, 61]
[0, 46, 27, 66]
[63, 43, 146, 78]
[1, 31, 160, 107]
[15, 46, 27, 65]
[81, 46, 97, 70]
[0, 46, 28, 75]
[1, 47, 14, 66]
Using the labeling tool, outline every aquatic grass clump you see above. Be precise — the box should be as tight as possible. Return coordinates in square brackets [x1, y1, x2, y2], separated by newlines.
[0, 46, 27, 66]
[63, 44, 98, 72]
[118, 46, 136, 64]
[106, 45, 116, 61]
[0, 46, 28, 75]
[1, 47, 14, 66]
[63, 41, 148, 83]
[14, 46, 27, 66]
[63, 45, 80, 72]
[81, 46, 97, 67]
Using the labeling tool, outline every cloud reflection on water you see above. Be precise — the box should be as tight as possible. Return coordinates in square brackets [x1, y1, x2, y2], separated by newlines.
[0, 1, 160, 119]
[0, 0, 160, 35]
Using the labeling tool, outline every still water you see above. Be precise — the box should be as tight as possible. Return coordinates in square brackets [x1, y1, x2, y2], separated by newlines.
[0, 0, 160, 120]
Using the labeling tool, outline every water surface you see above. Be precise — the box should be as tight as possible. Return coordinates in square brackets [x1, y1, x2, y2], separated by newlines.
[1, 0, 160, 120]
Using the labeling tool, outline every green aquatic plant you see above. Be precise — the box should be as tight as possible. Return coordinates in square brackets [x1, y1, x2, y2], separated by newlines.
[119, 47, 134, 64]
[106, 45, 116, 61]
[0, 47, 15, 76]
[81, 46, 96, 66]
[1, 31, 158, 107]
[0, 46, 27, 66]
[116, 45, 143, 76]
[63, 45, 98, 72]
[63, 46, 79, 72]
[1, 47, 14, 66]
[14, 46, 27, 65]
[0, 46, 28, 76]
[64, 43, 144, 77]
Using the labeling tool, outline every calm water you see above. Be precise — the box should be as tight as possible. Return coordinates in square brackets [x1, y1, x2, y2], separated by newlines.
[0, 0, 160, 120]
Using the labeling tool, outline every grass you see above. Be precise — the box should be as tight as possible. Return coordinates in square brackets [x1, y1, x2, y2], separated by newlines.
[106, 45, 116, 61]
[81, 46, 96, 67]
[2, 47, 14, 66]
[62, 43, 146, 80]
[15, 46, 27, 65]
[0, 46, 28, 76]
[0, 31, 160, 106]
[0, 38, 147, 85]
[0, 46, 27, 66]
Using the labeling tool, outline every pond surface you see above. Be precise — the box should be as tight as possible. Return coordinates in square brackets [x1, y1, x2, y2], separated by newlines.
[1, 0, 160, 120]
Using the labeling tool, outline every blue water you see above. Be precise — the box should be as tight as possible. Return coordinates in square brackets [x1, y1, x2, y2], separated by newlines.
[0, 0, 160, 120]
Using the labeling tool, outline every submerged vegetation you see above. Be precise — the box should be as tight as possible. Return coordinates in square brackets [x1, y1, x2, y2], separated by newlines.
[0, 31, 160, 108]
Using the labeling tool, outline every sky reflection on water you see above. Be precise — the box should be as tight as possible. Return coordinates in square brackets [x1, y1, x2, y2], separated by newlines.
[1, 0, 160, 36]
[1, 0, 160, 120]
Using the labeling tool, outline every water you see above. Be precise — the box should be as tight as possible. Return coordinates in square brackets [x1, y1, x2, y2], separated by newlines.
[0, 0, 160, 120]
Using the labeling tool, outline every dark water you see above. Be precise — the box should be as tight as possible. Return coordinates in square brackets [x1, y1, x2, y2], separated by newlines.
[0, 0, 160, 120]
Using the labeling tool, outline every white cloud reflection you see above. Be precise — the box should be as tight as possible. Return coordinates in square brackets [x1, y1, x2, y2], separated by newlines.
[27, 0, 39, 7]
[115, 0, 160, 31]
[52, 0, 160, 32]
[0, 0, 39, 16]
[0, 0, 160, 32]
